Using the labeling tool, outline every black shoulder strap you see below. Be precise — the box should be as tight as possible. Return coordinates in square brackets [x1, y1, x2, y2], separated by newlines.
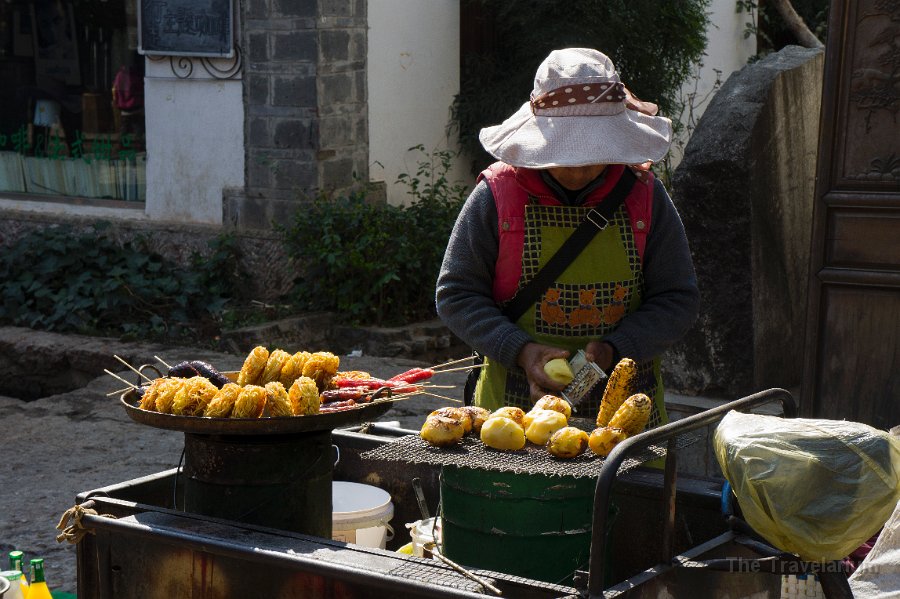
[501, 168, 637, 323]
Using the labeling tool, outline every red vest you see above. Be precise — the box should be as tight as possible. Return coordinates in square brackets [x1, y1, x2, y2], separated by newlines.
[477, 163, 654, 304]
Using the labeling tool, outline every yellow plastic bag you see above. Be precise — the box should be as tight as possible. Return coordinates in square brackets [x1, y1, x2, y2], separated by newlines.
[714, 411, 900, 561]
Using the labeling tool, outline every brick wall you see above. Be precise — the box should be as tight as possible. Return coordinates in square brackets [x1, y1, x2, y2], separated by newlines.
[225, 0, 368, 230]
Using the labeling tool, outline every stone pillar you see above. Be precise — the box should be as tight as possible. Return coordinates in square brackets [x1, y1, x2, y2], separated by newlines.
[666, 46, 824, 398]
[225, 0, 368, 230]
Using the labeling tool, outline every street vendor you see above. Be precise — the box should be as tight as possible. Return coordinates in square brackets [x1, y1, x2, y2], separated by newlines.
[435, 47, 699, 427]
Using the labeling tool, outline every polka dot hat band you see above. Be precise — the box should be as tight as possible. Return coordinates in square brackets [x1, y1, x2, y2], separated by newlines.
[531, 81, 627, 116]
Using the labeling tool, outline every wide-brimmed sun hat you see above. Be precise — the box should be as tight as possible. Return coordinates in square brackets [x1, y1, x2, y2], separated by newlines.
[478, 48, 673, 168]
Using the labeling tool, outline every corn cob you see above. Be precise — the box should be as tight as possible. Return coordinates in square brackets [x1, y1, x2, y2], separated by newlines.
[608, 393, 652, 436]
[155, 378, 186, 414]
[277, 352, 305, 388]
[588, 426, 629, 457]
[302, 351, 340, 390]
[265, 381, 292, 417]
[204, 382, 241, 418]
[288, 376, 321, 415]
[232, 385, 267, 418]
[237, 346, 269, 386]
[139, 378, 166, 411]
[171, 376, 218, 416]
[596, 357, 637, 427]
[260, 349, 291, 385]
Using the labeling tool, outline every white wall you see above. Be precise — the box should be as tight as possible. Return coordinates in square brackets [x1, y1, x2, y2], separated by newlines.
[144, 58, 244, 225]
[669, 0, 757, 168]
[367, 0, 468, 206]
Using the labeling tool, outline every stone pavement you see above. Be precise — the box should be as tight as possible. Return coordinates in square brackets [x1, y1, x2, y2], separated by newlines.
[0, 327, 466, 595]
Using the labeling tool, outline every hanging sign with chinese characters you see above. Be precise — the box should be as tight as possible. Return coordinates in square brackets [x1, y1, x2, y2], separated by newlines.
[138, 0, 234, 58]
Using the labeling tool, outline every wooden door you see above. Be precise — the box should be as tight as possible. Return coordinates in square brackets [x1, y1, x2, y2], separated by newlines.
[801, 0, 900, 428]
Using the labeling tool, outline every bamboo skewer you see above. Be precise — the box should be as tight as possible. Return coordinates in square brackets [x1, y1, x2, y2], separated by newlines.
[154, 355, 173, 369]
[113, 354, 154, 383]
[103, 369, 139, 390]
[417, 391, 463, 403]
[429, 364, 482, 375]
[107, 385, 135, 396]
[430, 355, 477, 371]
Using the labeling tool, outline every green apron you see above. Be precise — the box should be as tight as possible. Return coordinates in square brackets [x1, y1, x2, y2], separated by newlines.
[475, 198, 666, 428]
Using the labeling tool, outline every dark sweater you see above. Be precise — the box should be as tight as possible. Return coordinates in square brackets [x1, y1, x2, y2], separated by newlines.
[435, 172, 700, 370]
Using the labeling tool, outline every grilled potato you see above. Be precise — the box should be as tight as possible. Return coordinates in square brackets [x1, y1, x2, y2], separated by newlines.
[547, 426, 589, 458]
[534, 394, 572, 419]
[421, 415, 466, 447]
[480, 416, 526, 451]
[488, 406, 526, 429]
[460, 406, 491, 434]
[525, 409, 568, 446]
[589, 426, 629, 457]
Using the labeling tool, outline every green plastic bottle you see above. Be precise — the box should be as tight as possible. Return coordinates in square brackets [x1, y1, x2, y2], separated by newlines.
[26, 559, 52, 599]
[7, 551, 27, 594]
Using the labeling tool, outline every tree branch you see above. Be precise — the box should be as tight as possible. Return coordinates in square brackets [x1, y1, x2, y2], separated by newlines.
[769, 0, 824, 48]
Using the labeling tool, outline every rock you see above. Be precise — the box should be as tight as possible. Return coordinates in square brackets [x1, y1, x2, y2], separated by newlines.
[667, 46, 824, 397]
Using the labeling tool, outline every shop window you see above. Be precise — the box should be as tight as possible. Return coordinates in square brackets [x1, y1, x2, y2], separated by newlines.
[0, 0, 145, 203]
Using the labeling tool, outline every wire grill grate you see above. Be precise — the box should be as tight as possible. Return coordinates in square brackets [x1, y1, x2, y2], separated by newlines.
[361, 419, 699, 479]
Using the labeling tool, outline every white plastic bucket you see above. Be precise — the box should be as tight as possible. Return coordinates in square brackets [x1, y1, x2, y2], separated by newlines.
[332, 481, 394, 549]
[407, 517, 442, 558]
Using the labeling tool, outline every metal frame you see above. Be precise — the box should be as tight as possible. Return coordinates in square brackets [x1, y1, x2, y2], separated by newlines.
[586, 388, 797, 597]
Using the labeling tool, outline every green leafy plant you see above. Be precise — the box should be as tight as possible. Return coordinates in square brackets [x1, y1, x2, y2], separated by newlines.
[281, 146, 469, 326]
[451, 0, 711, 173]
[0, 222, 245, 342]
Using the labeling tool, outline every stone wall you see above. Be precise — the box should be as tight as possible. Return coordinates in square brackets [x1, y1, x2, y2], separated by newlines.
[666, 46, 824, 397]
[225, 0, 369, 230]
[0, 209, 295, 300]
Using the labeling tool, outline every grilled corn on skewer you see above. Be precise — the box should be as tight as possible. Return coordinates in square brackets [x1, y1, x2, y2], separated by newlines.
[265, 381, 292, 417]
[608, 393, 652, 436]
[232, 385, 267, 418]
[204, 382, 241, 418]
[237, 346, 269, 386]
[260, 349, 291, 385]
[288, 376, 320, 415]
[596, 358, 637, 427]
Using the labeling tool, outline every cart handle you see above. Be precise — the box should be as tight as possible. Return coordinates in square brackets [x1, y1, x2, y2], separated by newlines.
[587, 387, 796, 597]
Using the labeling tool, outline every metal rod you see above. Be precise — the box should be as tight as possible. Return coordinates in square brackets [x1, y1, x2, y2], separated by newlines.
[587, 388, 796, 598]
[426, 543, 503, 596]
[412, 477, 430, 520]
[660, 437, 678, 565]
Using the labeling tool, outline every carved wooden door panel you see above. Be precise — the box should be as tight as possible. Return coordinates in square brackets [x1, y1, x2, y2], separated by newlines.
[801, 0, 900, 428]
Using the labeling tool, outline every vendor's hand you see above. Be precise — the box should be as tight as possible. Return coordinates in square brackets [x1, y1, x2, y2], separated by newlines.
[516, 342, 570, 401]
[585, 341, 616, 372]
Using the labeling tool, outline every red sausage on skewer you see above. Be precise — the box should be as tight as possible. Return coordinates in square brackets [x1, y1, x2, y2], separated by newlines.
[319, 399, 358, 412]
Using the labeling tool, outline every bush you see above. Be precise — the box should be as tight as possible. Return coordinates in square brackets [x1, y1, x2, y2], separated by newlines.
[280, 146, 469, 326]
[0, 222, 244, 342]
[451, 0, 711, 172]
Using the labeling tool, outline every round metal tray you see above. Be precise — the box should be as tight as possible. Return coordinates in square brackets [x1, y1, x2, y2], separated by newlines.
[120, 389, 394, 435]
